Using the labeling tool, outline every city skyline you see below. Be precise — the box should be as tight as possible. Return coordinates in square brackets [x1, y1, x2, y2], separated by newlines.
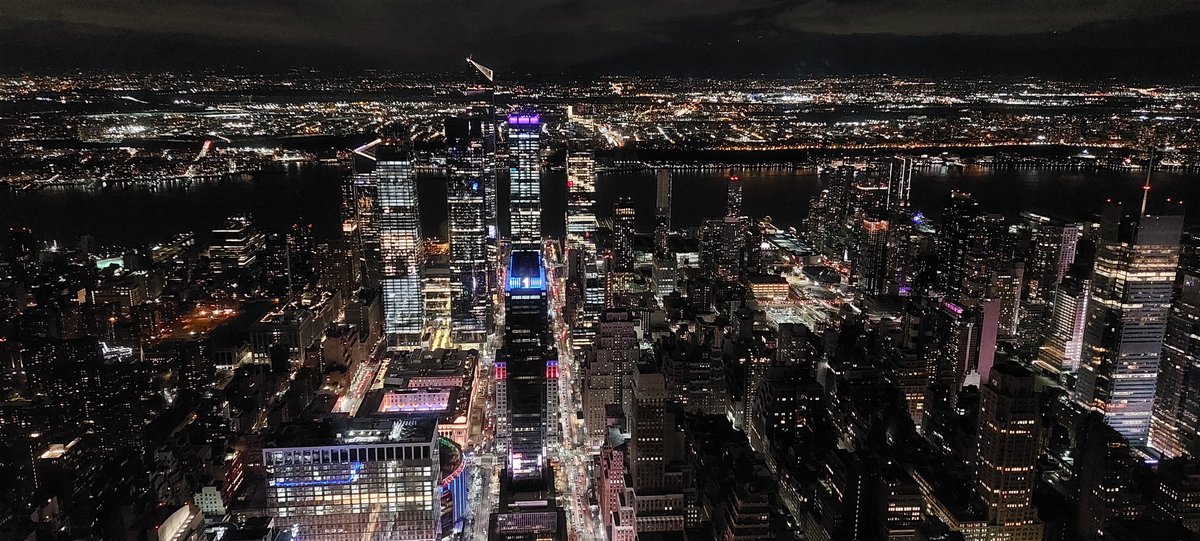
[4, 10, 1200, 541]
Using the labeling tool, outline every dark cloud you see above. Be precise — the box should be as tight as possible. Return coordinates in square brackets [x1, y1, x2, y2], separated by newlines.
[1, 0, 1198, 76]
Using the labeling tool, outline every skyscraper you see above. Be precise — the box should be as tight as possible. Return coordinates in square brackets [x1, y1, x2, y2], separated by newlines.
[445, 117, 491, 343]
[856, 215, 890, 296]
[886, 156, 913, 212]
[208, 215, 265, 280]
[1075, 203, 1182, 445]
[349, 166, 382, 286]
[1149, 272, 1200, 458]
[469, 103, 499, 256]
[701, 215, 747, 286]
[655, 168, 673, 256]
[938, 191, 980, 300]
[975, 362, 1042, 540]
[566, 151, 598, 253]
[1020, 212, 1080, 301]
[1034, 273, 1090, 377]
[991, 262, 1024, 338]
[727, 175, 743, 217]
[376, 141, 425, 346]
[497, 111, 556, 482]
[885, 158, 916, 297]
[564, 150, 604, 353]
[507, 113, 542, 251]
[612, 197, 636, 271]
[497, 250, 555, 480]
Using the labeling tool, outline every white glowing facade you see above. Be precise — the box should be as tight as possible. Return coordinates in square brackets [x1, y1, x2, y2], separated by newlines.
[264, 421, 441, 541]
[508, 114, 542, 251]
[566, 151, 598, 252]
[1075, 207, 1182, 445]
[377, 146, 425, 345]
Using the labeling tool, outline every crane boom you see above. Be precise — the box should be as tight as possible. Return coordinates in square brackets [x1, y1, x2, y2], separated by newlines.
[466, 56, 494, 83]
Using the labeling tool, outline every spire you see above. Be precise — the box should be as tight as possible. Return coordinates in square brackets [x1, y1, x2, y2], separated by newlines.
[466, 56, 494, 83]
[1141, 148, 1154, 216]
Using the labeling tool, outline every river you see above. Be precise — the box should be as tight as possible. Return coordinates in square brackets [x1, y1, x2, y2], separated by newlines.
[2, 163, 1198, 248]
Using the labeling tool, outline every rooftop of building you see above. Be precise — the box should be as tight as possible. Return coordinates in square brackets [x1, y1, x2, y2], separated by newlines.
[262, 416, 439, 448]
[506, 250, 546, 291]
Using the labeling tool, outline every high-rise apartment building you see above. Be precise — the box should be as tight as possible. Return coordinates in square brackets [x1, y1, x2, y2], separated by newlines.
[566, 151, 598, 252]
[856, 215, 890, 296]
[208, 215, 265, 278]
[1034, 274, 1090, 377]
[886, 156, 913, 212]
[938, 191, 981, 300]
[991, 262, 1024, 338]
[612, 197, 637, 271]
[1020, 212, 1080, 301]
[975, 362, 1042, 541]
[727, 175, 743, 217]
[376, 142, 425, 345]
[1075, 203, 1182, 445]
[655, 169, 672, 256]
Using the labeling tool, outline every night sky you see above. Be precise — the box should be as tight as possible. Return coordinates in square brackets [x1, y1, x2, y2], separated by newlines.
[2, 1, 1199, 78]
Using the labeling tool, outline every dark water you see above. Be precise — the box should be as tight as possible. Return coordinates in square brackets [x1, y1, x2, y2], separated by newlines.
[3, 163, 1199, 248]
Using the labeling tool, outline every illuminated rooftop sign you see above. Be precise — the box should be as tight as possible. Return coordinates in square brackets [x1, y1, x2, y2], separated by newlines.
[505, 250, 546, 292]
[507, 114, 541, 126]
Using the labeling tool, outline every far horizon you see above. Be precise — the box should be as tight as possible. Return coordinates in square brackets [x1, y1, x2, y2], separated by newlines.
[3, 2, 1200, 80]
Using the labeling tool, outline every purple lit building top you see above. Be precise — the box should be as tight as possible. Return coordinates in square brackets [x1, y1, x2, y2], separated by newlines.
[507, 113, 541, 125]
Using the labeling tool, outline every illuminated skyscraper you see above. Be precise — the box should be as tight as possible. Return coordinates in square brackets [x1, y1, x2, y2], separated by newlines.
[701, 215, 746, 285]
[208, 215, 265, 279]
[496, 111, 556, 482]
[938, 191, 980, 300]
[496, 251, 556, 480]
[1075, 203, 1182, 445]
[655, 168, 673, 256]
[507, 113, 542, 251]
[856, 215, 889, 296]
[1021, 212, 1080, 301]
[566, 151, 598, 252]
[612, 197, 636, 271]
[1034, 273, 1090, 377]
[975, 362, 1043, 541]
[727, 175, 743, 217]
[445, 118, 491, 343]
[886, 156, 913, 212]
[470, 103, 499, 254]
[377, 142, 425, 346]
[565, 151, 603, 352]
[1149, 272, 1200, 458]
[263, 418, 450, 541]
[348, 165, 382, 286]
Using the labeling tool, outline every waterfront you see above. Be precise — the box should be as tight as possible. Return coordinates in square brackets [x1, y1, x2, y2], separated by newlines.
[3, 163, 1199, 248]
